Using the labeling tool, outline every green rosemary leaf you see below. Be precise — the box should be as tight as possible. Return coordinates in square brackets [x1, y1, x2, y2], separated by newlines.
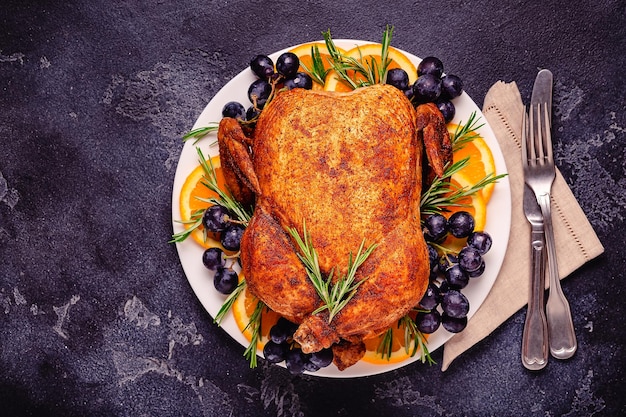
[323, 29, 349, 75]
[451, 111, 485, 151]
[378, 24, 394, 82]
[299, 44, 329, 86]
[420, 112, 509, 217]
[328, 50, 373, 87]
[214, 279, 246, 324]
[243, 299, 264, 368]
[289, 222, 334, 316]
[169, 213, 203, 243]
[400, 315, 419, 357]
[288, 222, 377, 323]
[376, 328, 394, 360]
[372, 315, 435, 364]
[420, 158, 469, 215]
[213, 278, 262, 369]
[401, 315, 435, 365]
[196, 147, 252, 225]
[183, 124, 219, 145]
[170, 147, 253, 244]
[364, 55, 379, 85]
[326, 240, 378, 318]
[328, 239, 377, 322]
[323, 27, 396, 89]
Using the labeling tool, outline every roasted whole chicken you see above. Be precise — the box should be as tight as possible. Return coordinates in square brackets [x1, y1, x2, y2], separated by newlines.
[217, 84, 451, 370]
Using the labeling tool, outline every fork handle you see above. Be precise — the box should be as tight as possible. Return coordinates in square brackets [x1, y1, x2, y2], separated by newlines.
[521, 227, 549, 370]
[537, 192, 578, 359]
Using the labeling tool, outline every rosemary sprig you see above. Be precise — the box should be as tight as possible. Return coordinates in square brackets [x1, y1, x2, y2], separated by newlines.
[243, 299, 264, 368]
[419, 112, 507, 217]
[323, 25, 395, 90]
[214, 279, 263, 369]
[195, 147, 252, 224]
[402, 314, 435, 365]
[183, 124, 219, 145]
[326, 239, 378, 320]
[214, 279, 246, 324]
[288, 222, 377, 323]
[374, 315, 435, 364]
[323, 30, 359, 90]
[170, 209, 204, 243]
[450, 111, 485, 151]
[377, 24, 394, 83]
[376, 328, 394, 361]
[170, 147, 253, 244]
[299, 44, 330, 87]
[420, 157, 507, 217]
[180, 76, 280, 146]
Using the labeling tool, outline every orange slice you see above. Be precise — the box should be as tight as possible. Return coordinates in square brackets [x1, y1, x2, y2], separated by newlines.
[232, 282, 281, 349]
[289, 42, 346, 91]
[449, 125, 496, 203]
[179, 156, 226, 248]
[324, 43, 417, 92]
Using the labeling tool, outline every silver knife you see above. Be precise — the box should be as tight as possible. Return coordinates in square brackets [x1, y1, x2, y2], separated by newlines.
[521, 181, 549, 370]
[530, 69, 577, 359]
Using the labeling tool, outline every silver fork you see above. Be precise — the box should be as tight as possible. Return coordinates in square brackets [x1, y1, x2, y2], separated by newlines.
[521, 104, 577, 359]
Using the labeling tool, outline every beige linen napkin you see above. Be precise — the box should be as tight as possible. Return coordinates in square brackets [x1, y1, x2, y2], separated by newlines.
[441, 81, 605, 371]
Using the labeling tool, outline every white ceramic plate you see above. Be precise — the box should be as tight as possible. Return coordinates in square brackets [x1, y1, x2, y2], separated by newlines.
[172, 40, 511, 378]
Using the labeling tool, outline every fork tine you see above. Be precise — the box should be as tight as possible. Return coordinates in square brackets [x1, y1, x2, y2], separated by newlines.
[529, 103, 537, 166]
[534, 103, 545, 163]
[542, 102, 553, 164]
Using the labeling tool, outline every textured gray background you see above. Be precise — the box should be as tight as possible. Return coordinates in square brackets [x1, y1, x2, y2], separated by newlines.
[1, 1, 624, 416]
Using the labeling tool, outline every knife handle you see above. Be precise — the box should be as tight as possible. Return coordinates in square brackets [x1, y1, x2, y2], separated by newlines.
[521, 228, 549, 370]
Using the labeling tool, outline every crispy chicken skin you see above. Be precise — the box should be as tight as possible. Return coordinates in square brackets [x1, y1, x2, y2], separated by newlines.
[219, 84, 438, 368]
[217, 121, 257, 207]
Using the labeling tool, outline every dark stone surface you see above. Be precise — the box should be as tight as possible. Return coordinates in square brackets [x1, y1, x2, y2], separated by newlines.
[1, 1, 624, 416]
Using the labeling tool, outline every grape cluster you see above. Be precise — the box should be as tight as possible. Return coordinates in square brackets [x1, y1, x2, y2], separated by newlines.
[221, 52, 313, 125]
[263, 317, 334, 375]
[416, 211, 492, 334]
[385, 56, 463, 123]
[200, 205, 246, 295]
